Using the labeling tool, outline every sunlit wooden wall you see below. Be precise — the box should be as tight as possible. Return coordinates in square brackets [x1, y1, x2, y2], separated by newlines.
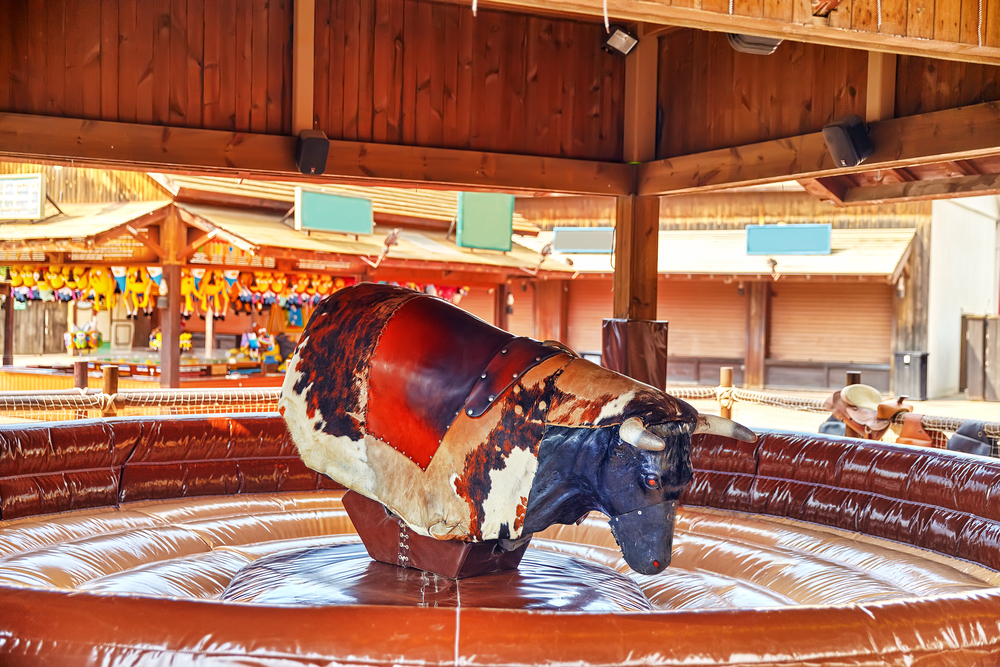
[0, 0, 294, 133]
[312, 0, 626, 160]
[656, 30, 868, 157]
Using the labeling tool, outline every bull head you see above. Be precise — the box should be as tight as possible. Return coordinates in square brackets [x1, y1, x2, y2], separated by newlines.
[522, 390, 755, 576]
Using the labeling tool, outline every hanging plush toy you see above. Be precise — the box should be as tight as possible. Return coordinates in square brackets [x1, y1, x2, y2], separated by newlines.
[198, 271, 229, 320]
[269, 272, 288, 308]
[71, 267, 90, 300]
[250, 272, 271, 313]
[88, 267, 117, 312]
[124, 268, 153, 319]
[230, 273, 252, 315]
[314, 274, 334, 300]
[179, 269, 198, 319]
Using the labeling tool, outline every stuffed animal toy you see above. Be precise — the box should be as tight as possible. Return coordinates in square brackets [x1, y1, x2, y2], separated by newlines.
[124, 268, 153, 318]
[180, 269, 198, 320]
[198, 271, 229, 320]
[88, 268, 117, 312]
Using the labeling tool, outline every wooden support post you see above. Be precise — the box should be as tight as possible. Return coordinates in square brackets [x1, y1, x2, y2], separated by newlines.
[612, 195, 660, 320]
[102, 365, 119, 417]
[866, 52, 897, 123]
[160, 265, 181, 389]
[205, 308, 214, 358]
[73, 360, 88, 389]
[623, 25, 659, 163]
[844, 371, 862, 438]
[292, 0, 315, 134]
[2, 285, 13, 366]
[744, 282, 770, 390]
[494, 284, 510, 332]
[160, 206, 183, 389]
[719, 366, 733, 420]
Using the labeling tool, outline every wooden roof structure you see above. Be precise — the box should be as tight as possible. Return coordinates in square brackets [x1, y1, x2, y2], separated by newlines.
[1, 0, 997, 386]
[518, 228, 916, 281]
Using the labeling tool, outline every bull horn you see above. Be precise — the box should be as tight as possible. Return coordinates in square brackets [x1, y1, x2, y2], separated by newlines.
[619, 417, 665, 452]
[694, 414, 757, 443]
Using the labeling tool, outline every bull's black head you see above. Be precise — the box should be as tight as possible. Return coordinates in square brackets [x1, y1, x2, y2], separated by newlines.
[522, 400, 754, 575]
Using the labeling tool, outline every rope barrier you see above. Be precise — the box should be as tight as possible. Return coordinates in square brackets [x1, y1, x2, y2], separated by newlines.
[0, 386, 995, 441]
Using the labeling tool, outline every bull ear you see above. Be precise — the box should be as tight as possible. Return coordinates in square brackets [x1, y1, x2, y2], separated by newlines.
[694, 414, 758, 443]
[619, 417, 665, 452]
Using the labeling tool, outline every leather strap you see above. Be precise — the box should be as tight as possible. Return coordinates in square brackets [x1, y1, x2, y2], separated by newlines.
[463, 338, 567, 418]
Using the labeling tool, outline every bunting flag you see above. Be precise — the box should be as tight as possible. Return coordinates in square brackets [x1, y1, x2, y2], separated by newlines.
[147, 267, 163, 286]
[111, 267, 128, 293]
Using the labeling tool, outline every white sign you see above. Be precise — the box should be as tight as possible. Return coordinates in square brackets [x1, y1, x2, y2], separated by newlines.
[0, 174, 46, 220]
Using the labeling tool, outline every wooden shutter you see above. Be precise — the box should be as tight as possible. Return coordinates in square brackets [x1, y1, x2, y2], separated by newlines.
[567, 279, 613, 355]
[769, 282, 893, 363]
[507, 286, 535, 337]
[457, 287, 495, 325]
[657, 281, 747, 357]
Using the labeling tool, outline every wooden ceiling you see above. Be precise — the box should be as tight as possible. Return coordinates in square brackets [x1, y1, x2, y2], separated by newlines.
[0, 0, 998, 205]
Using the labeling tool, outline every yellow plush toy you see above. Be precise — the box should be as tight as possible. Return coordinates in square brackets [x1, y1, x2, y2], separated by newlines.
[198, 270, 229, 320]
[180, 269, 197, 319]
[124, 268, 153, 319]
[88, 267, 117, 312]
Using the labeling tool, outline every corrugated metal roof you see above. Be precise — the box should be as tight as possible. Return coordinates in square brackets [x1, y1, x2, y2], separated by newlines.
[181, 203, 571, 274]
[155, 173, 535, 230]
[0, 202, 172, 242]
[516, 228, 916, 278]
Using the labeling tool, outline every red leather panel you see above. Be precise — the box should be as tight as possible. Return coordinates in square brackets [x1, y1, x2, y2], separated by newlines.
[0, 421, 118, 520]
[366, 296, 510, 470]
[683, 431, 1000, 571]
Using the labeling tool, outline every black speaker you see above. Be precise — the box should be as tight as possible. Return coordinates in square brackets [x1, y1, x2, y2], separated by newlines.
[822, 114, 874, 168]
[295, 129, 330, 175]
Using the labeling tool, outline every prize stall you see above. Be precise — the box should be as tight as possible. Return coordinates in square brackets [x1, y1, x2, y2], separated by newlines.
[0, 173, 570, 389]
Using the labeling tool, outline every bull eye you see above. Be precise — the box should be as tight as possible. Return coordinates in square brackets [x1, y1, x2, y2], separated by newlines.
[643, 474, 659, 489]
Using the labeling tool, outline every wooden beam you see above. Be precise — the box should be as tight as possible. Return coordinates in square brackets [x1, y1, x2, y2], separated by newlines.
[533, 280, 569, 343]
[638, 101, 1000, 196]
[291, 0, 315, 135]
[182, 229, 221, 258]
[159, 207, 184, 388]
[612, 195, 659, 320]
[744, 281, 770, 390]
[0, 113, 633, 196]
[866, 52, 897, 123]
[623, 24, 659, 163]
[480, 0, 1000, 66]
[797, 177, 847, 204]
[841, 173, 1000, 205]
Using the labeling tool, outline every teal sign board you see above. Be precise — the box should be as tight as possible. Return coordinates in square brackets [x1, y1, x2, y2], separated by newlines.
[456, 192, 514, 252]
[746, 223, 831, 255]
[295, 188, 373, 235]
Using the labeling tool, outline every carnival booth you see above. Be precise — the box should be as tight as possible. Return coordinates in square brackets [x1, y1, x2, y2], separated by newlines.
[0, 171, 568, 389]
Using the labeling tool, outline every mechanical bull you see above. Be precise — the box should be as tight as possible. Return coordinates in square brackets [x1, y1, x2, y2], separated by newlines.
[279, 283, 755, 575]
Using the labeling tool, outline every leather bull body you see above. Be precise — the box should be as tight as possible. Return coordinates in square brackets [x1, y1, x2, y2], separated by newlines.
[280, 283, 752, 574]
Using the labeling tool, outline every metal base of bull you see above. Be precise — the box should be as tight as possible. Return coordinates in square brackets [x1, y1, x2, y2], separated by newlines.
[343, 491, 530, 579]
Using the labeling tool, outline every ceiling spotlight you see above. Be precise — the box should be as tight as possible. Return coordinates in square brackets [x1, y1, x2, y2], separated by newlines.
[602, 26, 638, 56]
[727, 33, 782, 55]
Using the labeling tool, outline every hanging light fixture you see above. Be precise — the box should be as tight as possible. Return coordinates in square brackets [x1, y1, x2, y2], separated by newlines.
[602, 25, 638, 56]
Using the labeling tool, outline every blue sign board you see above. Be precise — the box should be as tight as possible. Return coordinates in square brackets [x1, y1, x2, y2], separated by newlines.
[553, 227, 615, 253]
[746, 223, 832, 255]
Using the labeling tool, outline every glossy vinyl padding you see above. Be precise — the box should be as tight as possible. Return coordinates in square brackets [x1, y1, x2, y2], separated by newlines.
[2, 418, 1000, 665]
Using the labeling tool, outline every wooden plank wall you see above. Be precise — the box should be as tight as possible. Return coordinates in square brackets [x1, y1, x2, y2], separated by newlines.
[657, 30, 867, 157]
[676, 0, 1000, 47]
[895, 56, 1000, 115]
[0, 0, 293, 134]
[313, 0, 625, 160]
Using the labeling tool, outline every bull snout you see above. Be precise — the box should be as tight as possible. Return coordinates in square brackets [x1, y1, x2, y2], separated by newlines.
[608, 500, 677, 575]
